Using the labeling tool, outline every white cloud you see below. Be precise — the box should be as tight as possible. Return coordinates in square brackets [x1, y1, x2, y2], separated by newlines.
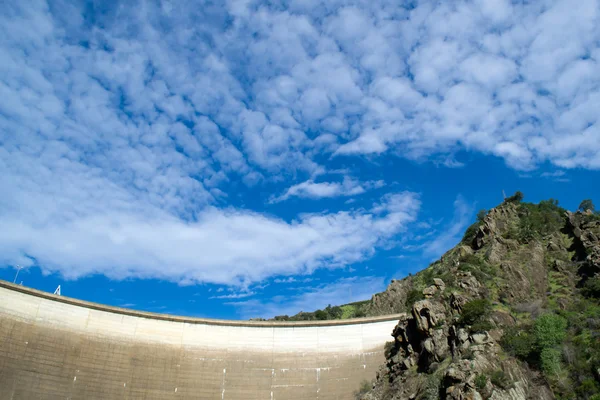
[273, 277, 313, 284]
[270, 177, 384, 203]
[273, 277, 296, 284]
[210, 291, 255, 299]
[541, 170, 566, 178]
[541, 170, 569, 182]
[0, 184, 419, 285]
[422, 196, 474, 259]
[228, 276, 386, 319]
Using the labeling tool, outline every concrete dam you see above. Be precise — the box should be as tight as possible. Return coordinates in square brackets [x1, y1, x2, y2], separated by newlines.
[0, 281, 400, 399]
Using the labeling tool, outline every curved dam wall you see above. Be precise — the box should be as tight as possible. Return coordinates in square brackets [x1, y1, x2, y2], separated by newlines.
[0, 281, 400, 400]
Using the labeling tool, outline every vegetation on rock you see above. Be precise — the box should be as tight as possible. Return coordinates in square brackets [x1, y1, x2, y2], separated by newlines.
[505, 190, 524, 203]
[579, 199, 596, 213]
[272, 301, 369, 321]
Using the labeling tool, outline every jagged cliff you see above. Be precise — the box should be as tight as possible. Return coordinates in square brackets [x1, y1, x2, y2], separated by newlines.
[357, 197, 600, 400]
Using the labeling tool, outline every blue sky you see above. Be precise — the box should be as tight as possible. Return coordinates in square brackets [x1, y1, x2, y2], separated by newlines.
[1, 0, 599, 319]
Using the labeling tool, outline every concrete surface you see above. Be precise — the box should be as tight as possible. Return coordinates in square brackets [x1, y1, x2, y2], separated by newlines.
[0, 280, 400, 399]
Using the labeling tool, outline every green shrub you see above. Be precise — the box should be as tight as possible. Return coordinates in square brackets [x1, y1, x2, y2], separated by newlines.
[458, 299, 491, 326]
[583, 276, 600, 299]
[505, 191, 524, 203]
[475, 373, 487, 390]
[406, 289, 424, 307]
[502, 317, 568, 379]
[416, 267, 436, 287]
[314, 309, 328, 320]
[534, 314, 567, 349]
[471, 320, 495, 333]
[477, 209, 487, 222]
[325, 305, 343, 319]
[462, 221, 481, 243]
[576, 378, 600, 399]
[458, 255, 497, 284]
[501, 326, 536, 360]
[421, 375, 442, 400]
[540, 347, 562, 376]
[518, 220, 536, 243]
[517, 200, 566, 241]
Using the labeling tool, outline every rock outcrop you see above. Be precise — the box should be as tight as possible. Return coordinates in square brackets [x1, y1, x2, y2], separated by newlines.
[363, 275, 553, 400]
[368, 277, 415, 316]
[567, 211, 600, 279]
[359, 200, 600, 400]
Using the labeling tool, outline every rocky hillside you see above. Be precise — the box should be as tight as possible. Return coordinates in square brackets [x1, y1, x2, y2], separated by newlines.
[355, 195, 600, 400]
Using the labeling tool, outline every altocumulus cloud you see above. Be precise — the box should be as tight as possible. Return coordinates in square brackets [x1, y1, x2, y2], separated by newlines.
[1, 0, 600, 285]
[270, 177, 385, 203]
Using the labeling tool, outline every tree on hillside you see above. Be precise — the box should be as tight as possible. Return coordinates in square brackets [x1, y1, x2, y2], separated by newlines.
[578, 199, 595, 213]
[477, 209, 487, 222]
[325, 305, 343, 319]
[506, 191, 524, 203]
[314, 309, 328, 320]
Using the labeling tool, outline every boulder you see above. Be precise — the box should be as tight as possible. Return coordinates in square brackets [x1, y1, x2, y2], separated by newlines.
[456, 272, 481, 295]
[412, 300, 446, 334]
[445, 367, 466, 383]
[422, 338, 435, 354]
[458, 245, 474, 259]
[471, 332, 492, 345]
[433, 278, 446, 290]
[457, 328, 470, 349]
[422, 285, 437, 297]
[450, 293, 469, 313]
[431, 328, 450, 360]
